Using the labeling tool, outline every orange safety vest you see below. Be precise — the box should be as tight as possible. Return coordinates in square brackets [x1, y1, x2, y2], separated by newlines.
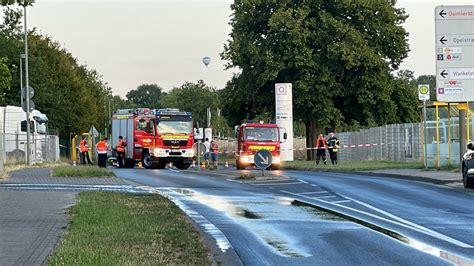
[96, 140, 108, 154]
[80, 139, 88, 153]
[116, 140, 126, 153]
[315, 138, 327, 149]
[210, 142, 218, 154]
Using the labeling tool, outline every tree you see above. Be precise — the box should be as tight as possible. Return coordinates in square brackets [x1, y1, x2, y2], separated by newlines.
[221, 0, 415, 160]
[125, 83, 165, 109]
[161, 80, 230, 135]
[0, 57, 12, 104]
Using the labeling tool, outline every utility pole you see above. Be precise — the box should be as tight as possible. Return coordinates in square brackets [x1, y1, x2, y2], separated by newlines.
[22, 2, 32, 166]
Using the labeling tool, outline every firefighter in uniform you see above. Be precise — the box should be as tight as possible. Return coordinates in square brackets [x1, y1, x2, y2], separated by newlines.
[115, 136, 126, 168]
[315, 134, 327, 165]
[327, 132, 340, 165]
[210, 140, 218, 167]
[96, 137, 109, 168]
[79, 136, 91, 165]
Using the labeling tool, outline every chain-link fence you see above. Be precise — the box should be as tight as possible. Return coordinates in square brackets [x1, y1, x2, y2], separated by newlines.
[0, 132, 60, 165]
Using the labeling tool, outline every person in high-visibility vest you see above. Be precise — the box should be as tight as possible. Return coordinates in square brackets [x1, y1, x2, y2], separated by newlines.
[315, 134, 327, 165]
[79, 136, 91, 165]
[210, 140, 218, 167]
[115, 136, 127, 168]
[96, 137, 109, 168]
[327, 132, 340, 165]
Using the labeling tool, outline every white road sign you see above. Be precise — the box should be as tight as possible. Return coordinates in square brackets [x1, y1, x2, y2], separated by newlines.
[435, 5, 474, 102]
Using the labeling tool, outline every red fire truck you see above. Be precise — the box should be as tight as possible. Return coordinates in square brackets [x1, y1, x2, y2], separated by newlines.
[235, 122, 287, 170]
[111, 108, 195, 169]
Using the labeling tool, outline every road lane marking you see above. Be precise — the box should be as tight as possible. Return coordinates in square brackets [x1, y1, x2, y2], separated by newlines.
[279, 190, 474, 249]
[331, 200, 351, 204]
[314, 195, 337, 199]
[251, 182, 303, 186]
[298, 191, 328, 195]
[310, 184, 319, 187]
[298, 179, 308, 184]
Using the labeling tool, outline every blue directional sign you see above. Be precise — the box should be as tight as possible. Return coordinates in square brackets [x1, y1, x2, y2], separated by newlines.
[254, 150, 273, 169]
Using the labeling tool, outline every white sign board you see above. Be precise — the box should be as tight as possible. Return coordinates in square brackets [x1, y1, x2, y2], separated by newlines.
[275, 83, 293, 161]
[435, 5, 474, 102]
[418, 84, 430, 101]
[194, 128, 203, 140]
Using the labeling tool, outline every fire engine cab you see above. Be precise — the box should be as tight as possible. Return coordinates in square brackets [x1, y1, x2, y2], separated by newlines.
[235, 122, 287, 170]
[111, 108, 195, 169]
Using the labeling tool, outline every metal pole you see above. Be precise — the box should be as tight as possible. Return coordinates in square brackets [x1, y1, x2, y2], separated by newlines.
[436, 105, 440, 169]
[20, 55, 23, 107]
[423, 100, 428, 168]
[0, 133, 4, 176]
[23, 5, 31, 166]
[447, 104, 451, 165]
[460, 109, 467, 165]
[197, 140, 201, 171]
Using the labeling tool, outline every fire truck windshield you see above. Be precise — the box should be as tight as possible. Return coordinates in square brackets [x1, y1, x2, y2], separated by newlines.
[157, 120, 192, 135]
[245, 127, 278, 142]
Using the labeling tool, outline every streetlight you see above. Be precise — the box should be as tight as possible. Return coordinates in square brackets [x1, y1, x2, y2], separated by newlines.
[19, 0, 35, 165]
[20, 53, 25, 107]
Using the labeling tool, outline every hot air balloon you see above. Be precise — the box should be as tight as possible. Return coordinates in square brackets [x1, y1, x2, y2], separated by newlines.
[202, 56, 211, 67]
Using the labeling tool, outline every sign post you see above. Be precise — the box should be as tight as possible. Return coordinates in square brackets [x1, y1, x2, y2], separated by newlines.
[254, 150, 273, 177]
[418, 84, 430, 168]
[435, 5, 474, 165]
[275, 83, 293, 161]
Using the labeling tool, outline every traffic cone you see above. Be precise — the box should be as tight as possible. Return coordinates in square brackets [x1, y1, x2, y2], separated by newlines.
[225, 161, 229, 169]
[191, 161, 196, 168]
[138, 162, 142, 168]
[72, 161, 76, 166]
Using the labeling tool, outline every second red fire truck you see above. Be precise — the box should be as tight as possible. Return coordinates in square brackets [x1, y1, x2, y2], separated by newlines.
[235, 122, 287, 170]
[111, 108, 195, 169]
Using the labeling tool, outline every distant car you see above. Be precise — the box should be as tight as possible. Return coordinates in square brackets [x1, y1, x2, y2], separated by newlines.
[461, 143, 474, 188]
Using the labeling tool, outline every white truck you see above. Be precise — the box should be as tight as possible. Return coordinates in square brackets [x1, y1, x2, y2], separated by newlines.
[0, 105, 50, 162]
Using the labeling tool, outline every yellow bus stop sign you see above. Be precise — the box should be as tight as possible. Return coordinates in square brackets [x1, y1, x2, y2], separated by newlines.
[418, 84, 430, 100]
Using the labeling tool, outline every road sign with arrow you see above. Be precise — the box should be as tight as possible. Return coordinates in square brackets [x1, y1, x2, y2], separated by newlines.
[254, 150, 273, 169]
[435, 5, 474, 102]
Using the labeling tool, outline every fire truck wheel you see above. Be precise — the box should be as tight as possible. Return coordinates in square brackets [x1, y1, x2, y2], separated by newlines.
[175, 161, 192, 169]
[142, 152, 154, 169]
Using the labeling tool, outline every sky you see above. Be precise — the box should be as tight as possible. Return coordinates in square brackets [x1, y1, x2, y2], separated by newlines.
[8, 0, 474, 96]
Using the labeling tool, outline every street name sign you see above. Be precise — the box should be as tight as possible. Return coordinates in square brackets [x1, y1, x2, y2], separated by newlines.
[435, 5, 474, 102]
[418, 84, 430, 101]
[254, 150, 272, 169]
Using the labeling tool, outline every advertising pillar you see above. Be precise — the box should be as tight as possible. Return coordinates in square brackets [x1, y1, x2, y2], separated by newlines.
[275, 83, 294, 161]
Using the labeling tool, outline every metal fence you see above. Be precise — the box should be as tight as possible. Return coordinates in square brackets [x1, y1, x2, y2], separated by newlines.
[0, 132, 60, 164]
[336, 123, 422, 162]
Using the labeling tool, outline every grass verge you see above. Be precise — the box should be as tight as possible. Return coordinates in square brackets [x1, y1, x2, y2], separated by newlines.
[49, 192, 210, 265]
[51, 165, 115, 177]
[1, 161, 69, 180]
[281, 160, 423, 172]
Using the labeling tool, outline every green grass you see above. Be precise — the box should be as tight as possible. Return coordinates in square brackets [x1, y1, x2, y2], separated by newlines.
[281, 160, 423, 172]
[51, 165, 115, 177]
[49, 192, 210, 265]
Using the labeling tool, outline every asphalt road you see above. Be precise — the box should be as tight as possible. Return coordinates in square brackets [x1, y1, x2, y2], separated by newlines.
[112, 167, 474, 266]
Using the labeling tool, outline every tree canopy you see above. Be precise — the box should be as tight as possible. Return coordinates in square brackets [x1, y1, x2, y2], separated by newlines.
[126, 83, 165, 109]
[221, 0, 418, 159]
